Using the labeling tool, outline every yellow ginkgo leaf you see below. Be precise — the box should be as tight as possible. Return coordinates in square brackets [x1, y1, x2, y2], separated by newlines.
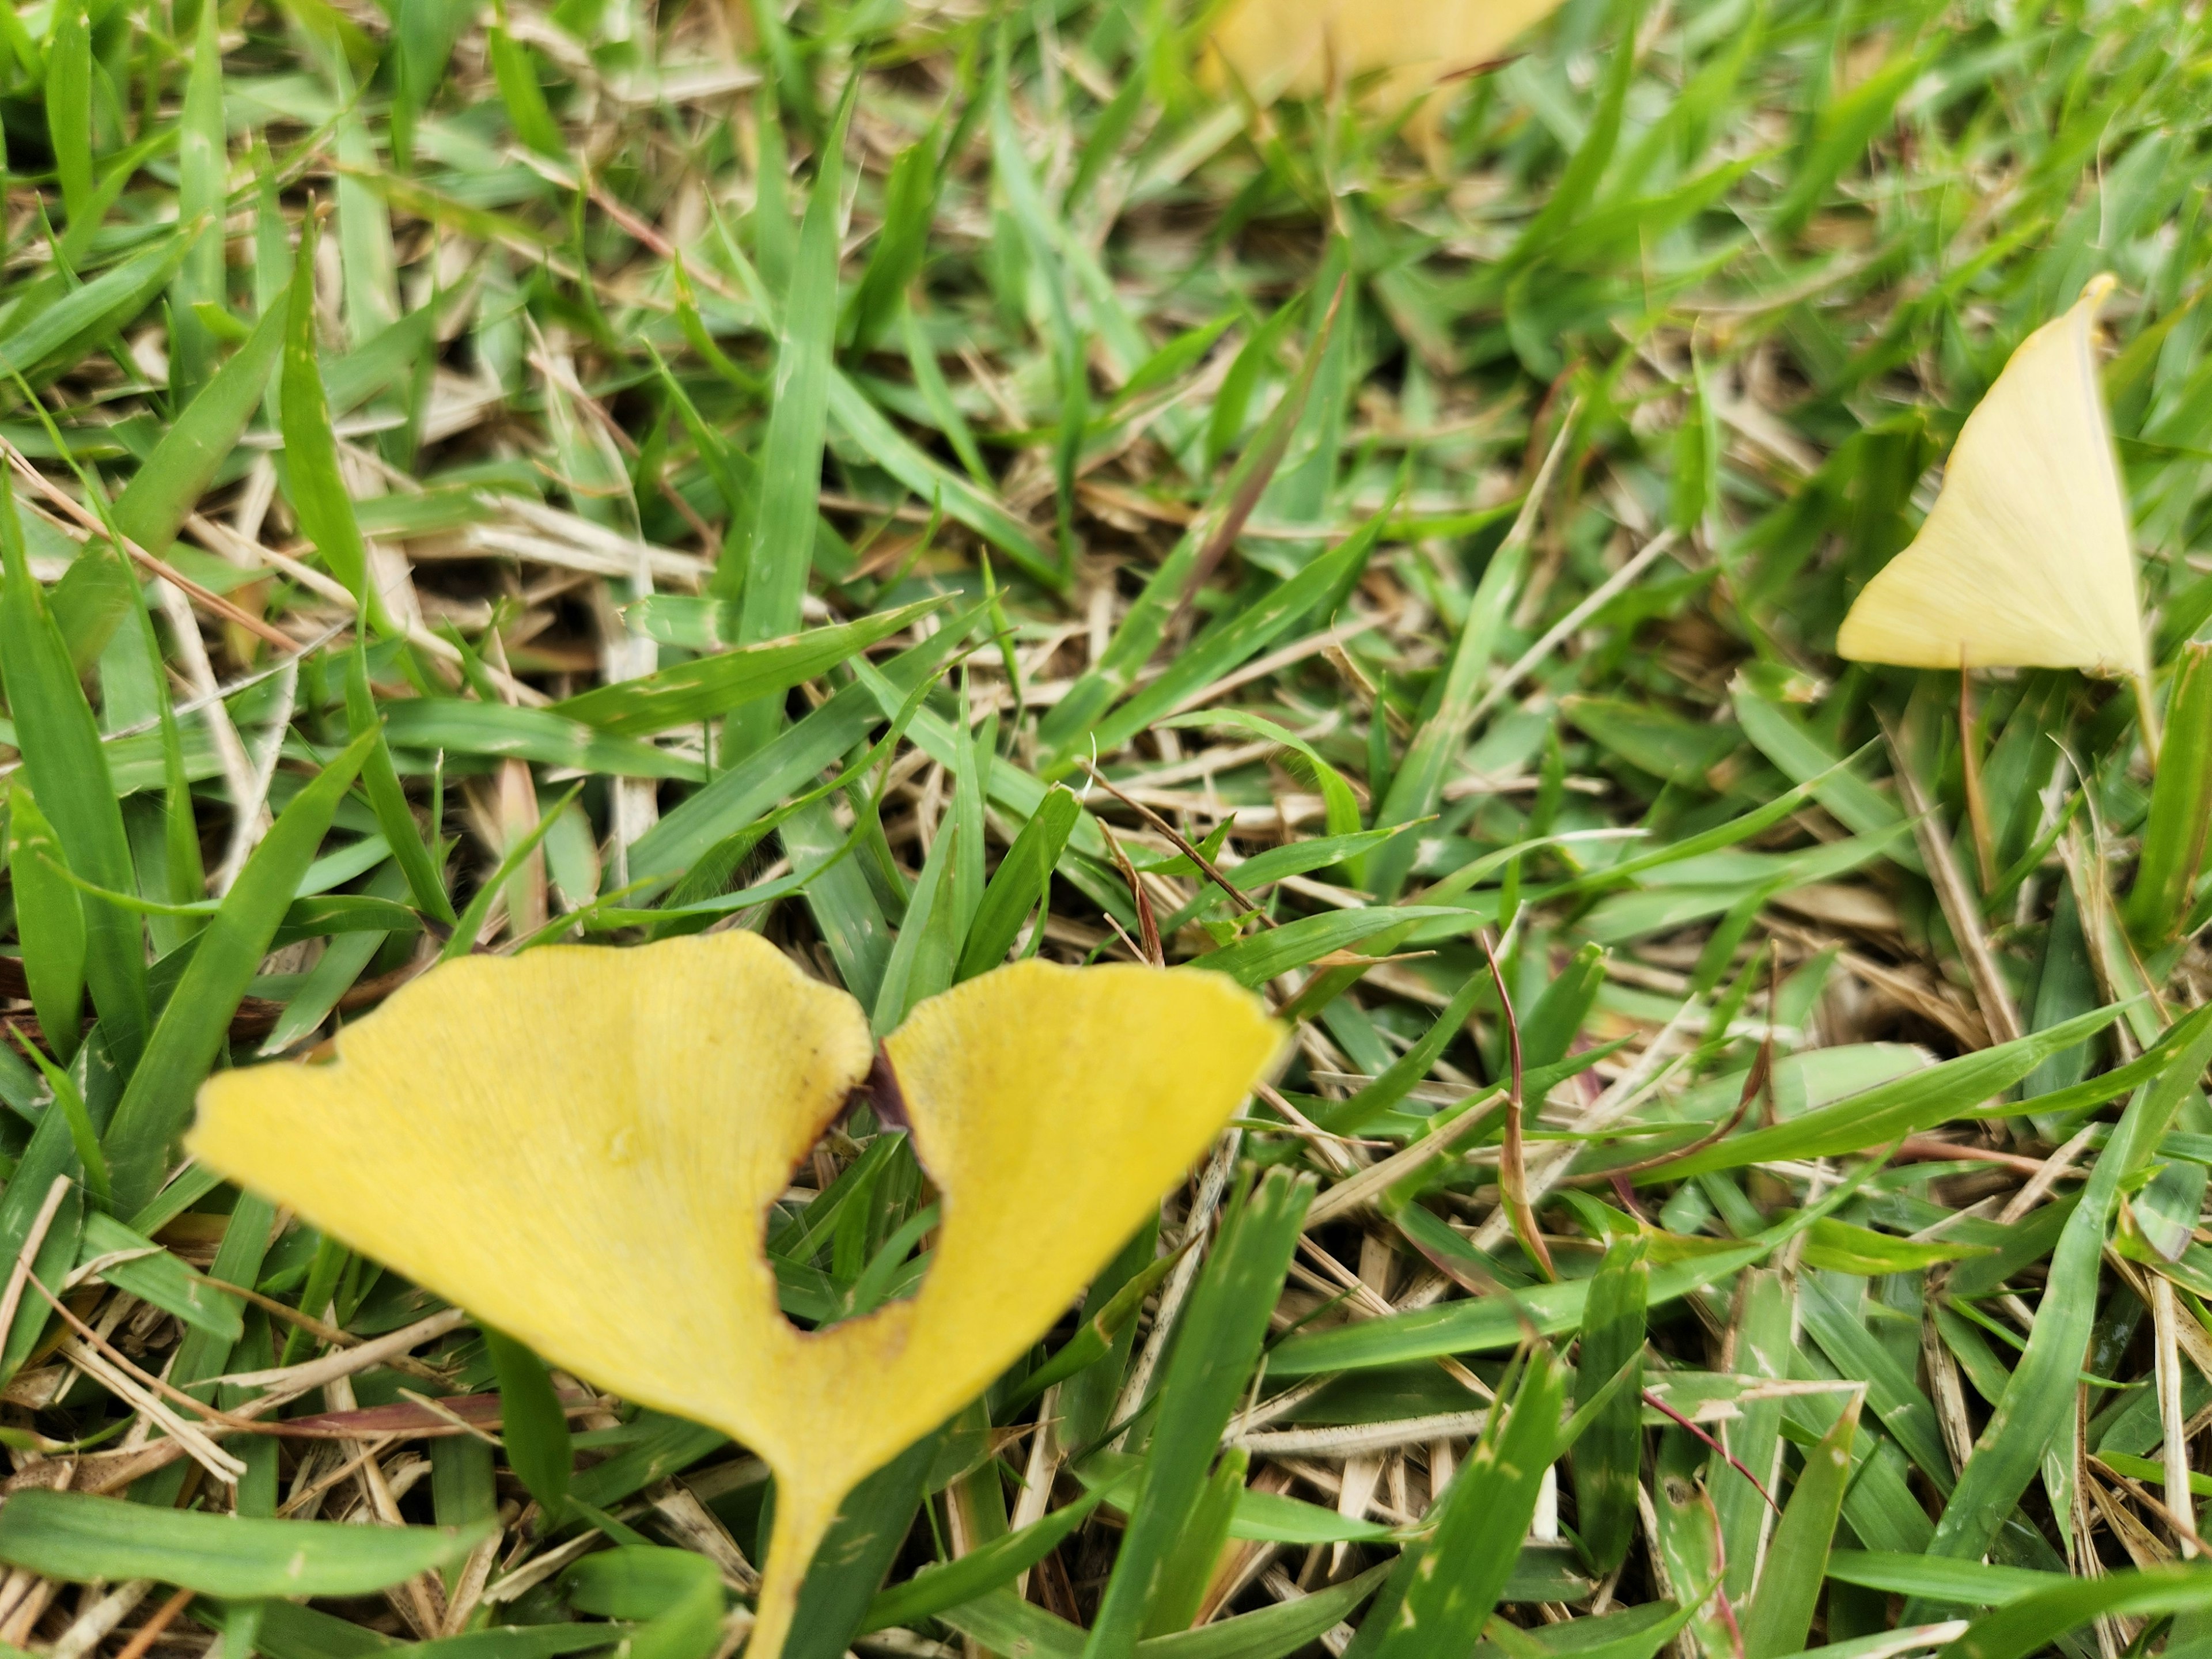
[1836, 275, 2147, 680]
[1206, 0, 1566, 111]
[188, 932, 1281, 1659]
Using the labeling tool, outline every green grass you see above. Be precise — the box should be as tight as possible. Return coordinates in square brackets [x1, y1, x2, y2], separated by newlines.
[0, 0, 2209, 1654]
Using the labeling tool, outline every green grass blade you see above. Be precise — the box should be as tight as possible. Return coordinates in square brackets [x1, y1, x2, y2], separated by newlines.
[1741, 1393, 1861, 1658]
[0, 1489, 491, 1597]
[785, 1430, 944, 1659]
[113, 295, 287, 558]
[957, 783, 1080, 980]
[1001, 1246, 1185, 1414]
[550, 601, 940, 736]
[1823, 1552, 2064, 1606]
[1657, 1003, 2128, 1179]
[1937, 1565, 2212, 1659]
[825, 371, 1060, 585]
[0, 474, 149, 1067]
[1366, 446, 1555, 898]
[381, 699, 706, 782]
[168, 0, 226, 406]
[7, 780, 86, 1060]
[101, 732, 376, 1216]
[1160, 710, 1361, 836]
[46, 542, 134, 673]
[1797, 1275, 1952, 1493]
[991, 77, 1085, 570]
[1040, 286, 1343, 757]
[43, 0, 91, 228]
[280, 213, 380, 628]
[1573, 1236, 1647, 1574]
[1082, 1168, 1313, 1657]
[862, 1484, 1112, 1634]
[1196, 906, 1472, 988]
[0, 1113, 85, 1378]
[1646, 1427, 1735, 1659]
[1272, 1240, 1771, 1374]
[1143, 1445, 1248, 1637]
[786, 793, 895, 1010]
[899, 305, 990, 485]
[1924, 1009, 2212, 1571]
[1524, 941, 1606, 1069]
[872, 817, 959, 1036]
[1499, 0, 1643, 270]
[1345, 1347, 1569, 1659]
[75, 1210, 239, 1342]
[627, 621, 975, 887]
[1073, 513, 1380, 768]
[487, 25, 565, 155]
[0, 233, 190, 384]
[734, 88, 854, 753]
[843, 137, 939, 355]
[17, 1033, 107, 1205]
[1728, 675, 1924, 876]
[1714, 1268, 1796, 1600]
[347, 649, 456, 925]
[483, 1325, 573, 1524]
[563, 1547, 724, 1659]
[438, 782, 582, 965]
[2125, 641, 2212, 944]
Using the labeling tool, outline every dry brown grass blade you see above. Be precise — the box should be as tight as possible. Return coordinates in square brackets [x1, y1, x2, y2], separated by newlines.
[1885, 725, 2024, 1046]
[110, 1586, 195, 1659]
[1479, 930, 1552, 1281]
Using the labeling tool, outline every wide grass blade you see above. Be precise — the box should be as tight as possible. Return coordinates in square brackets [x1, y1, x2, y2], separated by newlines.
[113, 297, 287, 558]
[101, 732, 376, 1215]
[0, 474, 150, 1067]
[1343, 1347, 1570, 1659]
[1740, 1393, 1861, 1658]
[1082, 1168, 1313, 1657]
[1657, 1003, 2126, 1179]
[733, 87, 854, 754]
[0, 233, 191, 384]
[1573, 1236, 1647, 1574]
[1937, 1565, 2212, 1659]
[551, 602, 939, 737]
[168, 0, 226, 407]
[7, 780, 86, 1060]
[958, 783, 1080, 979]
[0, 1489, 491, 1596]
[2125, 641, 2212, 944]
[483, 1325, 573, 1524]
[785, 1430, 944, 1659]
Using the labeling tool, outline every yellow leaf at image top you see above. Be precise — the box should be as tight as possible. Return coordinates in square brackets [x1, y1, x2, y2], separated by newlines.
[188, 933, 1283, 1659]
[1205, 0, 1569, 112]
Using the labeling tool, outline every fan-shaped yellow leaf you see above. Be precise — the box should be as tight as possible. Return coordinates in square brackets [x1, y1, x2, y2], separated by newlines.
[1206, 0, 1566, 111]
[188, 933, 1281, 1659]
[1836, 275, 2147, 679]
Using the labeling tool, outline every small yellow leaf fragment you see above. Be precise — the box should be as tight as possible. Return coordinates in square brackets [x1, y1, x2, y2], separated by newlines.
[1205, 0, 1568, 112]
[188, 934, 1282, 1659]
[1836, 274, 2147, 678]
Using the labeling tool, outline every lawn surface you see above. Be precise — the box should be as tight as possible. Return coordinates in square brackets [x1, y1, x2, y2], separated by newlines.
[0, 0, 2209, 1654]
